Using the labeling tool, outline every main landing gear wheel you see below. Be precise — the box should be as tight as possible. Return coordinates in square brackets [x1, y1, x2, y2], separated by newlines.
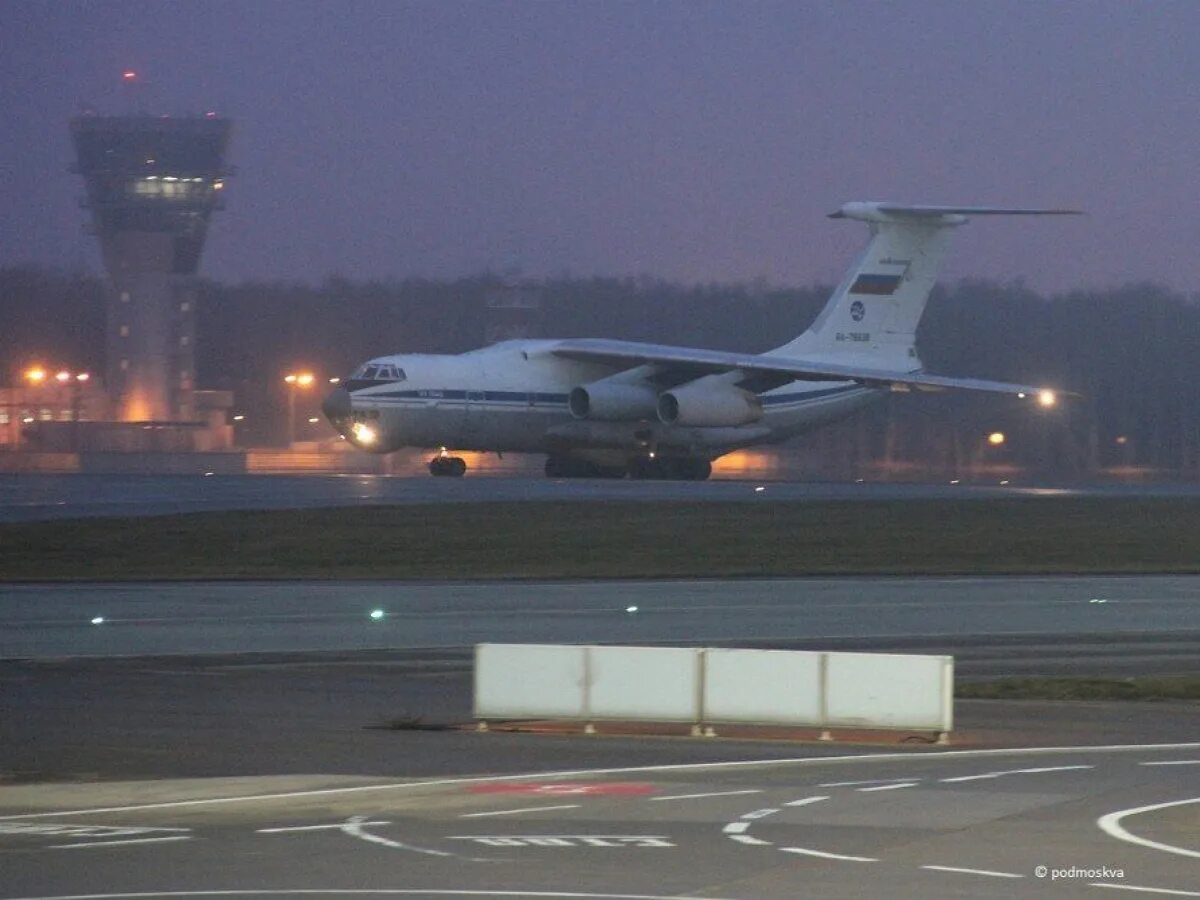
[429, 456, 467, 477]
[628, 456, 711, 481]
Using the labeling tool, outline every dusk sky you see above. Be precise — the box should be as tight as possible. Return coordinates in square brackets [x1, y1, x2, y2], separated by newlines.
[3, 1, 1199, 293]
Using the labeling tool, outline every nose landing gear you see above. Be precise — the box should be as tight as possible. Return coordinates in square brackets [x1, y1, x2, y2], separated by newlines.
[429, 455, 467, 477]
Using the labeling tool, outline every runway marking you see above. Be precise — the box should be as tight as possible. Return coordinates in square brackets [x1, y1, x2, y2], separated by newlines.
[649, 789, 763, 802]
[0, 823, 189, 838]
[780, 845, 878, 862]
[1090, 885, 1200, 897]
[48, 835, 192, 850]
[0, 891, 743, 900]
[738, 808, 779, 820]
[784, 796, 829, 808]
[459, 805, 581, 819]
[728, 834, 771, 846]
[939, 765, 1093, 783]
[258, 821, 390, 833]
[1139, 760, 1200, 767]
[340, 816, 456, 859]
[818, 778, 917, 788]
[1097, 797, 1200, 860]
[2, 744, 1197, 821]
[857, 782, 919, 792]
[447, 836, 675, 848]
[721, 822, 750, 834]
[920, 864, 1023, 879]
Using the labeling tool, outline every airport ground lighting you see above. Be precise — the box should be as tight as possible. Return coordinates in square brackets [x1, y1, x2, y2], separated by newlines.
[283, 371, 317, 446]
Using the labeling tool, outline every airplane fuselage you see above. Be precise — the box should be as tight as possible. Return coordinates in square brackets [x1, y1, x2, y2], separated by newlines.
[333, 340, 880, 463]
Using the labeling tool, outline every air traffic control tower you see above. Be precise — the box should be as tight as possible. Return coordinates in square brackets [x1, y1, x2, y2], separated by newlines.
[70, 113, 232, 422]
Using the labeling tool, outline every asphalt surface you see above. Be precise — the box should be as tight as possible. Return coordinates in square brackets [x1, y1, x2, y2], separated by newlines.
[6, 472, 1200, 522]
[2, 741, 1198, 899]
[4, 575, 1199, 659]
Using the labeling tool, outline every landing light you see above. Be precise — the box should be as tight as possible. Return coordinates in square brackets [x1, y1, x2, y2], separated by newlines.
[1037, 389, 1057, 408]
[351, 422, 377, 445]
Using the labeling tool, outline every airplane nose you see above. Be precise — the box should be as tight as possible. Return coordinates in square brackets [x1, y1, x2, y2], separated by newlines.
[321, 387, 351, 422]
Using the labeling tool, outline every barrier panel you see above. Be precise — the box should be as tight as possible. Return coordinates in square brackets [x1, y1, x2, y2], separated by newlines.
[824, 651, 953, 732]
[473, 643, 587, 720]
[702, 648, 822, 725]
[474, 644, 953, 736]
[588, 645, 702, 722]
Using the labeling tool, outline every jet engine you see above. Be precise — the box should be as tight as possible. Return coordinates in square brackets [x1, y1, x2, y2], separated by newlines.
[569, 382, 659, 421]
[657, 381, 763, 427]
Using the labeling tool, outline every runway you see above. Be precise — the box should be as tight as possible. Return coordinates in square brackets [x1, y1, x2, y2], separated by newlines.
[3, 575, 1199, 660]
[5, 472, 1200, 522]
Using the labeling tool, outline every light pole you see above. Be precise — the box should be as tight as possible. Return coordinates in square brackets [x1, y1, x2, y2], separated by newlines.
[283, 371, 315, 447]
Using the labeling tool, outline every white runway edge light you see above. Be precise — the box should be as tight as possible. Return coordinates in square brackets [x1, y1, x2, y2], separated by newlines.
[90, 616, 105, 625]
[369, 609, 386, 621]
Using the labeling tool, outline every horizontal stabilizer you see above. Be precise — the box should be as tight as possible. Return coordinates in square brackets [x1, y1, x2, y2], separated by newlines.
[831, 202, 1083, 224]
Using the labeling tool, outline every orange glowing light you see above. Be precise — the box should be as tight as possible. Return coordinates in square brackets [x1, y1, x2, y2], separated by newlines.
[24, 367, 47, 384]
[987, 431, 1006, 446]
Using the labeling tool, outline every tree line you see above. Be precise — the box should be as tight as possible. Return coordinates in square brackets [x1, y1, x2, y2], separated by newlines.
[2, 265, 1197, 478]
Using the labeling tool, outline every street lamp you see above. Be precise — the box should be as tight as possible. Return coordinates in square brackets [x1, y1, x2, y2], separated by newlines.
[283, 371, 316, 446]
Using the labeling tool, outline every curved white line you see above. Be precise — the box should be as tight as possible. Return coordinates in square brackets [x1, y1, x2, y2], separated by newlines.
[2, 743, 1198, 822]
[340, 816, 455, 859]
[1090, 884, 1200, 897]
[0, 893, 740, 900]
[1097, 797, 1200, 860]
[780, 846, 878, 862]
[921, 865, 1022, 879]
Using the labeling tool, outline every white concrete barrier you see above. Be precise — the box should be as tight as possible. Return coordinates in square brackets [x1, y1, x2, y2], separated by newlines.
[824, 651, 953, 732]
[587, 645, 702, 722]
[473, 643, 587, 720]
[474, 644, 953, 736]
[702, 648, 822, 725]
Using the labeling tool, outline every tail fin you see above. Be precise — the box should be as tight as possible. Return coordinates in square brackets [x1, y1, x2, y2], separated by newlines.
[773, 203, 1080, 370]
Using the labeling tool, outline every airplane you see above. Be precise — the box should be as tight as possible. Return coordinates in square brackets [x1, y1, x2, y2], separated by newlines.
[322, 202, 1079, 480]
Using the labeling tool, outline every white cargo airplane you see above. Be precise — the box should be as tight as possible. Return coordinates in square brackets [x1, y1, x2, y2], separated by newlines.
[323, 202, 1078, 479]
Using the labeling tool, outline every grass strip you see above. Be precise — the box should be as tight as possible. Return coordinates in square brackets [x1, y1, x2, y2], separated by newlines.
[3, 497, 1200, 581]
[957, 676, 1200, 702]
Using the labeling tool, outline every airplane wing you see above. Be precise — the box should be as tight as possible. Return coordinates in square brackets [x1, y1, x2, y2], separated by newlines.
[549, 338, 1071, 399]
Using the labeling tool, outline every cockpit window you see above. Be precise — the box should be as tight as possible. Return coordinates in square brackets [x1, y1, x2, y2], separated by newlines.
[353, 364, 406, 382]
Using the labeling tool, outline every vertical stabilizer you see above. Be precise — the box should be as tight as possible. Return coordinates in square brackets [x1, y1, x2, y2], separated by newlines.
[773, 203, 1080, 371]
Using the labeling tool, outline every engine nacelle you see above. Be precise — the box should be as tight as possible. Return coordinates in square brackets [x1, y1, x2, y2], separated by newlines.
[569, 382, 659, 421]
[657, 382, 763, 427]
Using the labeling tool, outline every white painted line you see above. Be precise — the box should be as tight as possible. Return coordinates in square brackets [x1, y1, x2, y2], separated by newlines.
[340, 815, 455, 858]
[1, 744, 1197, 822]
[940, 765, 1093, 783]
[921, 864, 1023, 879]
[0, 891, 744, 900]
[780, 846, 878, 862]
[1097, 797, 1200, 860]
[857, 782, 918, 793]
[1089, 884, 1200, 897]
[1140, 760, 1200, 767]
[49, 836, 193, 849]
[818, 778, 918, 788]
[784, 795, 829, 808]
[258, 821, 390, 833]
[649, 789, 763, 802]
[739, 808, 779, 820]
[722, 822, 749, 834]
[459, 804, 581, 819]
[728, 834, 771, 846]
